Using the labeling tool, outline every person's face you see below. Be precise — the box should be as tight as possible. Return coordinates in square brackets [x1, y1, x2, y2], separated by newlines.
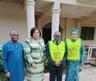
[32, 30, 40, 40]
[71, 32, 78, 40]
[54, 33, 61, 41]
[10, 32, 19, 43]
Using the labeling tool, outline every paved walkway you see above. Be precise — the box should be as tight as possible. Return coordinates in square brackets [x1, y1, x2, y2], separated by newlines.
[44, 65, 96, 81]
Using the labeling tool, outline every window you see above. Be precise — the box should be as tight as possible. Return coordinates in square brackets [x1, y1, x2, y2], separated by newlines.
[92, 48, 96, 58]
[81, 26, 95, 40]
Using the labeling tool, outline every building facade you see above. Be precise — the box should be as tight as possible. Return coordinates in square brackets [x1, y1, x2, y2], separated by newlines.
[0, 0, 96, 46]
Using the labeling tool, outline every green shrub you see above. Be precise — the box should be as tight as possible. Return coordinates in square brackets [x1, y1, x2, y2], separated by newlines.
[0, 51, 2, 72]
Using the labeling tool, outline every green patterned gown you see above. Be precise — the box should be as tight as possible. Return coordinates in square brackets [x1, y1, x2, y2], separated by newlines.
[24, 38, 45, 81]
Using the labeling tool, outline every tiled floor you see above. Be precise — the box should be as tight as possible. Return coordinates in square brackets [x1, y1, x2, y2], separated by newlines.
[24, 65, 96, 81]
[43, 65, 96, 81]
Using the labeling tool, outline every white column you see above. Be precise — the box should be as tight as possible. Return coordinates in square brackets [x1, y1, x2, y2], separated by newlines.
[25, 0, 35, 37]
[51, 0, 61, 39]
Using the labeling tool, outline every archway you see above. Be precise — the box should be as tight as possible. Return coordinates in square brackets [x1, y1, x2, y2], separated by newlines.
[42, 23, 63, 44]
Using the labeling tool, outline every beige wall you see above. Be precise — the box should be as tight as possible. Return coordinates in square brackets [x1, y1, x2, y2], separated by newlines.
[65, 18, 96, 45]
[66, 19, 77, 38]
[0, 1, 96, 46]
[0, 2, 27, 46]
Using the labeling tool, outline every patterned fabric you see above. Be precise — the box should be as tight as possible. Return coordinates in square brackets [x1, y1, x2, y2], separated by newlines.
[24, 38, 45, 81]
[65, 61, 80, 81]
[70, 27, 79, 33]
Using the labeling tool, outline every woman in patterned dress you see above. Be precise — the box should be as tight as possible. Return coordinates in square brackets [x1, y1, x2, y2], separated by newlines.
[24, 27, 45, 81]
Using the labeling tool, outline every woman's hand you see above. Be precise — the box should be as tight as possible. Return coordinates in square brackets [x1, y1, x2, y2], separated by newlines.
[80, 62, 84, 67]
[32, 63, 37, 69]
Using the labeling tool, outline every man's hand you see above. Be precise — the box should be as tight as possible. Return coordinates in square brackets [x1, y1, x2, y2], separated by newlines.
[5, 72, 10, 79]
[55, 62, 61, 67]
[32, 63, 37, 69]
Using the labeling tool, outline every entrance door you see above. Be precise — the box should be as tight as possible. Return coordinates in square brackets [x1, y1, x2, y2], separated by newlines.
[43, 27, 51, 44]
[42, 23, 51, 44]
